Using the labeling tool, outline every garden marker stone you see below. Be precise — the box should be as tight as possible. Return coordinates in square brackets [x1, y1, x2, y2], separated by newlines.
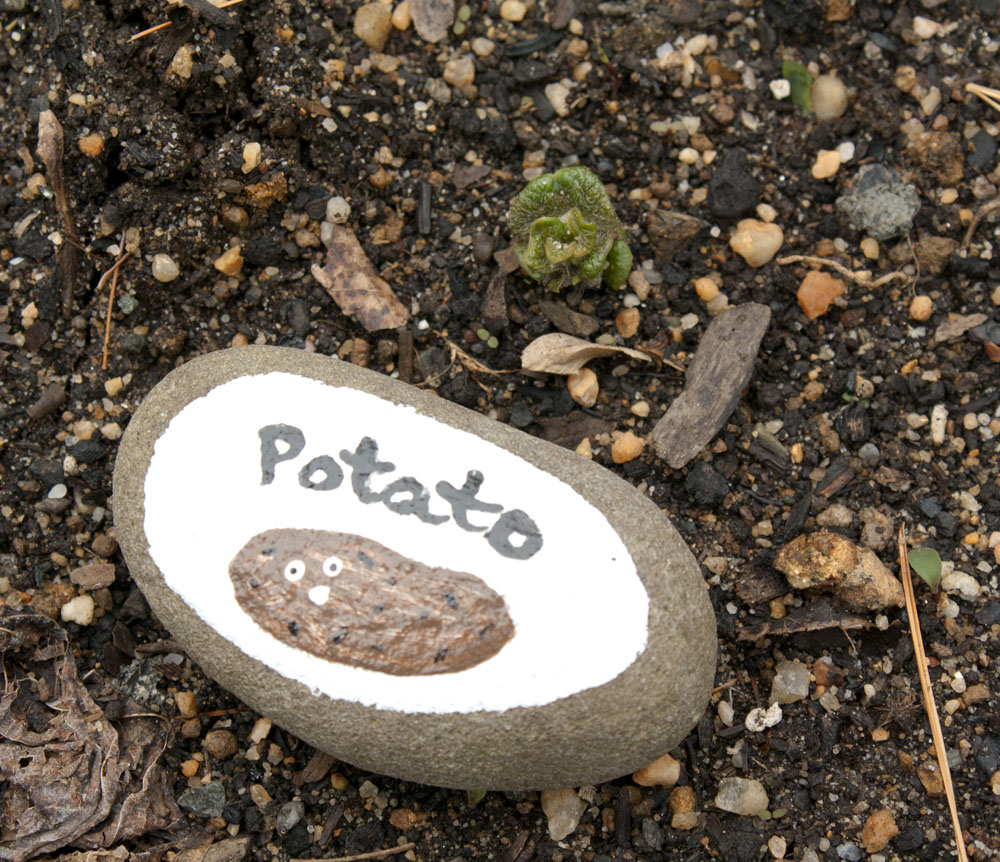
[113, 346, 716, 790]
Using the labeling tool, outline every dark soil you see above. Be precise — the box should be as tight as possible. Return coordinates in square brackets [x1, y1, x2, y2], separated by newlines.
[1, 0, 999, 860]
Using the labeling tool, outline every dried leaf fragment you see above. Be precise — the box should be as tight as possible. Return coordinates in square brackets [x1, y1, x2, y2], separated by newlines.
[521, 332, 651, 375]
[312, 225, 409, 332]
[0, 609, 180, 861]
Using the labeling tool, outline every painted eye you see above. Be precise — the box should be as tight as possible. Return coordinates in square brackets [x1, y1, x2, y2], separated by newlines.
[284, 560, 306, 582]
[322, 555, 343, 577]
[308, 585, 331, 605]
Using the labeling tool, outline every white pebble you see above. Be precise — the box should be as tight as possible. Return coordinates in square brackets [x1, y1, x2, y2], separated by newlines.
[745, 702, 782, 731]
[836, 141, 855, 162]
[151, 253, 180, 283]
[811, 74, 848, 121]
[912, 16, 941, 39]
[930, 403, 948, 445]
[61, 594, 95, 626]
[769, 78, 791, 100]
[48, 483, 68, 499]
[545, 81, 571, 117]
[325, 195, 351, 224]
[941, 570, 981, 600]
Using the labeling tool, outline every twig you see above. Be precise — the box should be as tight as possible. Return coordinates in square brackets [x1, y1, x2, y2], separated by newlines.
[775, 255, 910, 288]
[896, 526, 968, 862]
[290, 842, 415, 862]
[129, 0, 247, 42]
[98, 237, 132, 370]
[36, 111, 80, 318]
[960, 197, 1000, 251]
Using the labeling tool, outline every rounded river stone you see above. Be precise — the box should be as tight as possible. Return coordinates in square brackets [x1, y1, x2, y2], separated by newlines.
[113, 345, 716, 790]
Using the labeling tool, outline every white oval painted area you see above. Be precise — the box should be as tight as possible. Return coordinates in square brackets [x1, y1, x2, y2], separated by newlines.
[143, 371, 648, 713]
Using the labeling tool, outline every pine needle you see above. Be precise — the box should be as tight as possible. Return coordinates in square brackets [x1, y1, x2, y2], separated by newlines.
[97, 237, 133, 371]
[896, 526, 968, 862]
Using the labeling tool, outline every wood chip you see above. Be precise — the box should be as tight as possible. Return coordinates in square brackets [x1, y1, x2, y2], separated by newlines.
[521, 332, 651, 375]
[737, 597, 868, 641]
[651, 303, 771, 469]
[933, 313, 987, 343]
[312, 226, 409, 332]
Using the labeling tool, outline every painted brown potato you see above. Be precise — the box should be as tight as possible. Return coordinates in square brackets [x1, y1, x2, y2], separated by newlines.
[229, 528, 514, 675]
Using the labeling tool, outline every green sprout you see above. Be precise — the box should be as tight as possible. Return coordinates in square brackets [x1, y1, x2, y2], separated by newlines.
[508, 166, 632, 292]
[476, 328, 498, 349]
[908, 547, 942, 592]
[782, 60, 812, 115]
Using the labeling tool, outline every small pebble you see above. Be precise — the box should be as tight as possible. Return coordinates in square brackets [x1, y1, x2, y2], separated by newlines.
[812, 74, 849, 121]
[175, 690, 199, 718]
[167, 44, 194, 79]
[78, 133, 105, 158]
[391, 1, 411, 30]
[717, 700, 734, 726]
[769, 78, 791, 100]
[151, 253, 180, 283]
[911, 16, 941, 39]
[250, 783, 273, 810]
[471, 37, 495, 57]
[205, 729, 239, 759]
[860, 237, 879, 259]
[694, 277, 720, 302]
[714, 777, 768, 816]
[214, 245, 244, 276]
[730, 219, 783, 267]
[611, 431, 644, 464]
[499, 0, 526, 21]
[768, 836, 787, 859]
[632, 752, 680, 787]
[567, 369, 598, 407]
[60, 594, 95, 626]
[909, 295, 933, 321]
[797, 270, 845, 319]
[104, 377, 124, 397]
[354, 2, 393, 50]
[545, 82, 571, 117]
[615, 307, 640, 338]
[812, 149, 841, 179]
[442, 55, 475, 88]
[630, 401, 649, 418]
[241, 142, 261, 174]
[181, 759, 200, 778]
[326, 195, 351, 224]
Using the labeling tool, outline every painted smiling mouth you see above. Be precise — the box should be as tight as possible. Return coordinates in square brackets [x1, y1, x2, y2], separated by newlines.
[228, 528, 515, 676]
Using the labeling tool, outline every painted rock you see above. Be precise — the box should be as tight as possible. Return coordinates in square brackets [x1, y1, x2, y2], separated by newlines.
[113, 346, 716, 790]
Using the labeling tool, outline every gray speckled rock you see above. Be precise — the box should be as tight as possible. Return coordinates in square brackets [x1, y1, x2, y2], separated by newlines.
[113, 346, 716, 790]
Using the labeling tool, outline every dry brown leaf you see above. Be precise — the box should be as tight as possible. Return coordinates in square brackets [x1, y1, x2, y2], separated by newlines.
[312, 226, 409, 332]
[0, 609, 180, 861]
[521, 333, 651, 375]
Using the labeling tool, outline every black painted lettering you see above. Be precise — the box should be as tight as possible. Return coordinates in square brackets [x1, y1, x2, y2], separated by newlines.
[380, 477, 449, 524]
[487, 509, 543, 560]
[259, 424, 305, 485]
[340, 437, 395, 503]
[435, 470, 503, 532]
[298, 455, 344, 490]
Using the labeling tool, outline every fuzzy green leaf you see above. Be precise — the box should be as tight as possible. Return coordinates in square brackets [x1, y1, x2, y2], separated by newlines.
[508, 166, 631, 291]
[908, 547, 942, 591]
[782, 60, 812, 115]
